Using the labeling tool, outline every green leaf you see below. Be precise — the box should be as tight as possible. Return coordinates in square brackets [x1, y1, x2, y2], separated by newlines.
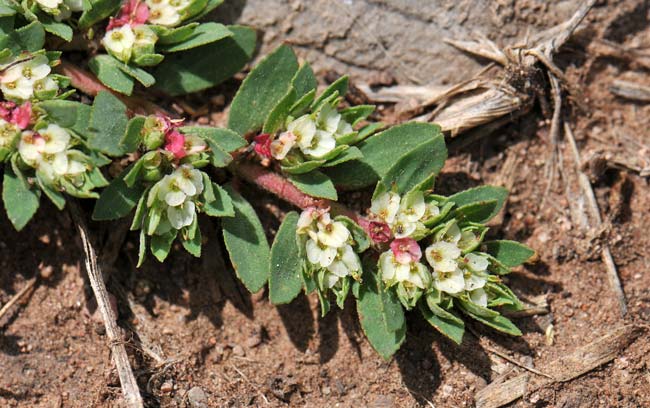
[153, 23, 199, 44]
[179, 126, 247, 153]
[419, 299, 464, 345]
[88, 55, 135, 95]
[447, 186, 509, 224]
[92, 167, 146, 221]
[132, 53, 164, 67]
[158, 22, 232, 53]
[79, 0, 121, 29]
[269, 212, 303, 305]
[120, 116, 145, 153]
[262, 87, 296, 134]
[287, 171, 337, 200]
[2, 167, 40, 231]
[313, 76, 348, 108]
[457, 299, 522, 336]
[322, 146, 363, 168]
[153, 25, 256, 96]
[228, 44, 299, 135]
[292, 63, 317, 98]
[453, 200, 498, 224]
[203, 183, 234, 217]
[37, 100, 92, 138]
[115, 60, 156, 87]
[88, 91, 128, 156]
[340, 105, 375, 125]
[222, 185, 270, 293]
[15, 21, 45, 52]
[151, 231, 177, 262]
[36, 174, 65, 210]
[483, 240, 535, 267]
[281, 159, 326, 175]
[378, 134, 447, 195]
[40, 18, 73, 41]
[326, 122, 441, 190]
[205, 139, 232, 168]
[185, 0, 223, 22]
[356, 261, 406, 360]
[182, 225, 202, 257]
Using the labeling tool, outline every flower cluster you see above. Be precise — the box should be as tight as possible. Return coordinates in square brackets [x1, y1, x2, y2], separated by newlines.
[147, 165, 203, 233]
[297, 207, 361, 290]
[255, 102, 354, 162]
[369, 190, 441, 242]
[424, 221, 489, 307]
[0, 54, 60, 101]
[18, 122, 95, 189]
[34, 0, 83, 20]
[102, 0, 205, 64]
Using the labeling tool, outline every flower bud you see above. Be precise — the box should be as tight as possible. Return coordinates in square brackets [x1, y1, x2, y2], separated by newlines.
[142, 167, 163, 181]
[141, 150, 162, 169]
[132, 25, 158, 61]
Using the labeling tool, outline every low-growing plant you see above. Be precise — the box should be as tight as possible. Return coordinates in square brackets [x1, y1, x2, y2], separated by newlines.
[0, 0, 536, 368]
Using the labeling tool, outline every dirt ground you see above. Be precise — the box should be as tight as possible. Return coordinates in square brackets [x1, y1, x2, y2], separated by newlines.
[2, 0, 650, 407]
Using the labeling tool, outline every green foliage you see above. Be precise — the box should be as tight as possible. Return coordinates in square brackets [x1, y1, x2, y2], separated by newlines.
[269, 212, 304, 304]
[88, 91, 129, 156]
[222, 185, 270, 293]
[92, 167, 146, 221]
[2, 167, 40, 231]
[287, 171, 338, 200]
[447, 186, 509, 223]
[483, 240, 536, 267]
[228, 45, 299, 135]
[89, 55, 135, 95]
[157, 23, 231, 53]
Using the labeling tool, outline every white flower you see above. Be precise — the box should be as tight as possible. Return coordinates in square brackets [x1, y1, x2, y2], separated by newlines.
[167, 200, 195, 229]
[156, 165, 203, 206]
[147, 2, 182, 26]
[327, 245, 360, 277]
[335, 119, 353, 138]
[300, 129, 336, 158]
[370, 191, 400, 224]
[316, 217, 350, 248]
[0, 119, 19, 148]
[460, 253, 488, 291]
[290, 115, 317, 151]
[305, 237, 336, 268]
[398, 190, 426, 223]
[133, 25, 158, 56]
[36, 0, 63, 10]
[297, 207, 318, 233]
[1, 55, 52, 101]
[65, 151, 87, 175]
[425, 241, 460, 273]
[462, 253, 489, 272]
[392, 214, 417, 239]
[379, 250, 428, 289]
[432, 267, 465, 294]
[103, 25, 136, 63]
[183, 134, 207, 155]
[270, 131, 296, 160]
[18, 125, 70, 165]
[34, 77, 59, 96]
[169, 0, 190, 10]
[316, 104, 341, 134]
[469, 288, 488, 307]
[443, 222, 462, 244]
[424, 200, 441, 219]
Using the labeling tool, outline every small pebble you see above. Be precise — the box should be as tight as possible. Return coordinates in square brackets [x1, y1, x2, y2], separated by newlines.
[187, 386, 208, 408]
[232, 345, 245, 357]
[160, 381, 173, 394]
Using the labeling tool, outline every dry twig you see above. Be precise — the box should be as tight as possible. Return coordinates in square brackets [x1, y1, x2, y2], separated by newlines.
[69, 202, 144, 408]
[564, 123, 627, 316]
[0, 277, 37, 323]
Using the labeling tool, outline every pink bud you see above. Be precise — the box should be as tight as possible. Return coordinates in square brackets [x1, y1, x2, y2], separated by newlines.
[367, 221, 391, 243]
[11, 102, 31, 130]
[132, 0, 150, 25]
[107, 0, 149, 30]
[254, 133, 272, 158]
[164, 129, 187, 159]
[0, 101, 16, 122]
[390, 237, 422, 264]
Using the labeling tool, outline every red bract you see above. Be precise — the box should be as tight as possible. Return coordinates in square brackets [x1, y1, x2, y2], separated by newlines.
[390, 237, 422, 264]
[107, 0, 149, 30]
[368, 221, 391, 243]
[0, 101, 16, 122]
[254, 133, 272, 158]
[164, 129, 187, 159]
[11, 102, 31, 129]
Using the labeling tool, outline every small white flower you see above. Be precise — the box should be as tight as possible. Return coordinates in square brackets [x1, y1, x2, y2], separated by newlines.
[370, 191, 401, 224]
[103, 25, 136, 63]
[443, 222, 462, 244]
[34, 77, 59, 96]
[65, 152, 87, 175]
[305, 238, 337, 268]
[289, 115, 317, 151]
[335, 119, 353, 138]
[1, 55, 52, 101]
[398, 190, 426, 223]
[167, 200, 195, 229]
[300, 129, 336, 158]
[379, 250, 428, 289]
[425, 241, 461, 273]
[424, 200, 441, 219]
[133, 25, 158, 55]
[297, 207, 318, 234]
[316, 218, 350, 248]
[156, 165, 203, 206]
[183, 134, 208, 156]
[270, 131, 296, 160]
[0, 119, 19, 148]
[1, 78, 34, 100]
[18, 125, 70, 166]
[432, 267, 465, 294]
[147, 2, 182, 26]
[392, 214, 417, 239]
[327, 244, 360, 277]
[469, 287, 488, 307]
[40, 124, 71, 154]
[36, 0, 63, 10]
[462, 253, 489, 272]
[316, 104, 341, 134]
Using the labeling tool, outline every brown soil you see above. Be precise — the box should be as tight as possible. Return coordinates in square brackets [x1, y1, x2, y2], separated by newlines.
[2, 1, 650, 407]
